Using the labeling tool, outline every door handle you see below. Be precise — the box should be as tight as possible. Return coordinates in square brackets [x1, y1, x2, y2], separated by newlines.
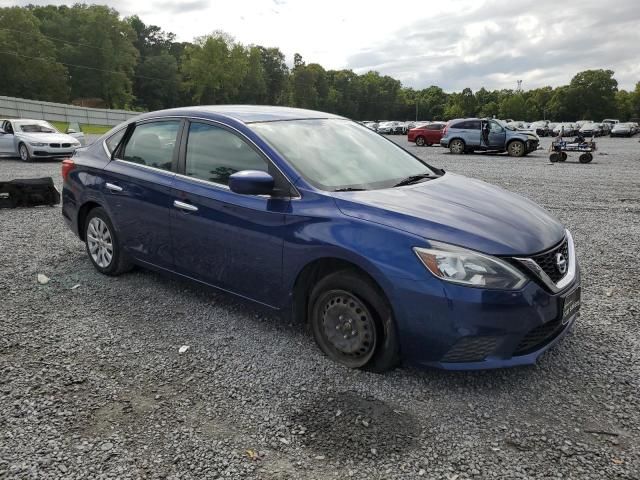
[173, 200, 198, 212]
[105, 182, 123, 192]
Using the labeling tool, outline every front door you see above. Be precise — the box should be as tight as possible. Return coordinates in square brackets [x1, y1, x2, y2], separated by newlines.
[102, 119, 183, 269]
[487, 121, 506, 148]
[0, 121, 16, 156]
[170, 120, 287, 306]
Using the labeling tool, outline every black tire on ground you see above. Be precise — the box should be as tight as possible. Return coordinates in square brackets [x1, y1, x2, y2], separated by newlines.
[449, 139, 465, 154]
[308, 269, 399, 372]
[415, 136, 426, 147]
[18, 143, 31, 162]
[84, 207, 133, 276]
[579, 153, 593, 164]
[560, 152, 568, 162]
[549, 153, 560, 162]
[507, 140, 526, 157]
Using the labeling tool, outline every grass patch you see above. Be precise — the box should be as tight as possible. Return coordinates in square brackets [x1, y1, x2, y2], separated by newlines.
[49, 121, 112, 135]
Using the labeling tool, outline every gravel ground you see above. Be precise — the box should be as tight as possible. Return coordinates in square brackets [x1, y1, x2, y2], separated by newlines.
[1, 135, 639, 479]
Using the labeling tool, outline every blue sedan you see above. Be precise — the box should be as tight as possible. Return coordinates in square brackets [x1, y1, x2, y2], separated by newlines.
[61, 106, 581, 371]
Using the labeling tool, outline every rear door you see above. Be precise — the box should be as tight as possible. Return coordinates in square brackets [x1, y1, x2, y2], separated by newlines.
[102, 119, 183, 269]
[169, 119, 289, 306]
[459, 120, 481, 146]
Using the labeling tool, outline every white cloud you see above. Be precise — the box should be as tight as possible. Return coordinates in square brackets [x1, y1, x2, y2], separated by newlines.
[4, 0, 639, 90]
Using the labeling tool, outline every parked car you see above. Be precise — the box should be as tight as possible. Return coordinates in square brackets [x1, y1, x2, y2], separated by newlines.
[376, 121, 396, 134]
[530, 121, 550, 137]
[440, 118, 539, 156]
[610, 122, 635, 137]
[0, 119, 82, 162]
[61, 106, 580, 371]
[407, 122, 446, 146]
[579, 122, 603, 137]
[602, 119, 619, 129]
[552, 123, 576, 136]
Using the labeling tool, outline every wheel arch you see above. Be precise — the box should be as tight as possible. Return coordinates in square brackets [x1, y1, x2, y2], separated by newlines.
[77, 200, 103, 241]
[290, 256, 393, 327]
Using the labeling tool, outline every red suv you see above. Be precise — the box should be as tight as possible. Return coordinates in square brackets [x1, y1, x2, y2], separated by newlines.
[407, 122, 446, 146]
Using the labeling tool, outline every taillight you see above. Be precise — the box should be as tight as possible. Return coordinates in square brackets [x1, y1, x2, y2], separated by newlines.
[61, 158, 75, 181]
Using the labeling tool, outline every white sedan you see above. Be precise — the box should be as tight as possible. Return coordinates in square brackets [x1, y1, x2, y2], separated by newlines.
[0, 119, 82, 162]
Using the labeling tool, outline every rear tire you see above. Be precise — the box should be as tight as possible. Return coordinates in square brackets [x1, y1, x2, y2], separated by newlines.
[549, 153, 560, 162]
[560, 152, 567, 162]
[309, 270, 399, 372]
[449, 139, 465, 154]
[84, 207, 133, 276]
[579, 153, 593, 164]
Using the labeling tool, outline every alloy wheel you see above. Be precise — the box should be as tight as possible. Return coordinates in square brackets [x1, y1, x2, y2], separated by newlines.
[87, 217, 114, 268]
[450, 139, 464, 154]
[19, 144, 29, 161]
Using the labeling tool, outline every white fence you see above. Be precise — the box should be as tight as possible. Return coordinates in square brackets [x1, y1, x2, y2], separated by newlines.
[0, 95, 140, 126]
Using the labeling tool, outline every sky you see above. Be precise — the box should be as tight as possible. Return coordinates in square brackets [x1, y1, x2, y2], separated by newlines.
[6, 0, 640, 91]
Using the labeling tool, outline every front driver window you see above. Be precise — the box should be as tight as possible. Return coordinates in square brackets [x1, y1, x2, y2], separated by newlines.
[489, 122, 504, 133]
[185, 122, 267, 186]
[121, 121, 180, 171]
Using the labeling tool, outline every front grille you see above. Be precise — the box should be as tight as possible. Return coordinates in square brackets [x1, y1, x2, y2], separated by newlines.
[531, 239, 569, 283]
[49, 143, 60, 148]
[441, 336, 501, 363]
[514, 317, 566, 355]
[62, 143, 71, 148]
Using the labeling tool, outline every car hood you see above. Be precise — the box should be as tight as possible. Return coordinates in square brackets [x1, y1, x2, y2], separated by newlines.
[18, 132, 79, 143]
[333, 173, 565, 256]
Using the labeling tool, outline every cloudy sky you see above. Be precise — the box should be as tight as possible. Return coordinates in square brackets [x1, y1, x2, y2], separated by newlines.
[6, 0, 640, 91]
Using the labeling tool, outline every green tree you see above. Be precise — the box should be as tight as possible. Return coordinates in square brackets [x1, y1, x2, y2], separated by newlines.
[31, 4, 138, 108]
[568, 69, 618, 119]
[136, 54, 179, 110]
[0, 7, 69, 101]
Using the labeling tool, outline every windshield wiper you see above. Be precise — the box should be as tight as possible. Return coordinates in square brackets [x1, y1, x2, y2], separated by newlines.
[333, 187, 367, 192]
[393, 173, 433, 187]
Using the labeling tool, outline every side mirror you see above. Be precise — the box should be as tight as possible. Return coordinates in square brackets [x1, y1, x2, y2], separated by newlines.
[66, 128, 77, 134]
[229, 170, 274, 195]
[0, 128, 5, 135]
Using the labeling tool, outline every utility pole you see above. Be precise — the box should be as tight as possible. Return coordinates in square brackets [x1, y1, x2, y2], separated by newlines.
[415, 100, 418, 122]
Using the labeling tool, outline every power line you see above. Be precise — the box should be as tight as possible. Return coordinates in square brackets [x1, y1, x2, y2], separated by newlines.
[0, 50, 174, 83]
[0, 26, 114, 53]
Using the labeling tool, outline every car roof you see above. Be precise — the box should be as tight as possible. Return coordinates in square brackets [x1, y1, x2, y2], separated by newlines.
[136, 105, 346, 124]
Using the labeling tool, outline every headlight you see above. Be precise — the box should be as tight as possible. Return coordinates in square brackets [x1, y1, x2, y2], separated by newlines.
[29, 142, 46, 147]
[414, 242, 528, 290]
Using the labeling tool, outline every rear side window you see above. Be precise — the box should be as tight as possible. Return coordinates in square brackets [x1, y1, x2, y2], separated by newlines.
[427, 124, 443, 130]
[185, 122, 267, 185]
[105, 128, 127, 154]
[453, 121, 481, 130]
[120, 121, 181, 171]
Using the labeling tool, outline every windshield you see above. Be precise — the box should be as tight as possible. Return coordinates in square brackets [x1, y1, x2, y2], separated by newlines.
[250, 119, 438, 191]
[15, 121, 57, 133]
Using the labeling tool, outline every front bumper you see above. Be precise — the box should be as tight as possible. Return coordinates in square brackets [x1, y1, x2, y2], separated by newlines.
[388, 265, 581, 370]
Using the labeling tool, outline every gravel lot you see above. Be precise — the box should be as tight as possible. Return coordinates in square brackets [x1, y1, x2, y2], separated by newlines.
[1, 135, 639, 479]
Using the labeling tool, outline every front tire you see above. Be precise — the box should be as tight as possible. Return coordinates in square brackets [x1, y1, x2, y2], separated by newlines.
[84, 207, 132, 276]
[309, 270, 399, 372]
[18, 143, 31, 162]
[507, 140, 525, 157]
[415, 136, 426, 146]
[449, 139, 465, 154]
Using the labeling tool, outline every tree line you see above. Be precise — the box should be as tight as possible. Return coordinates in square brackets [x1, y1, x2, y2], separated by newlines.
[1, 5, 639, 122]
